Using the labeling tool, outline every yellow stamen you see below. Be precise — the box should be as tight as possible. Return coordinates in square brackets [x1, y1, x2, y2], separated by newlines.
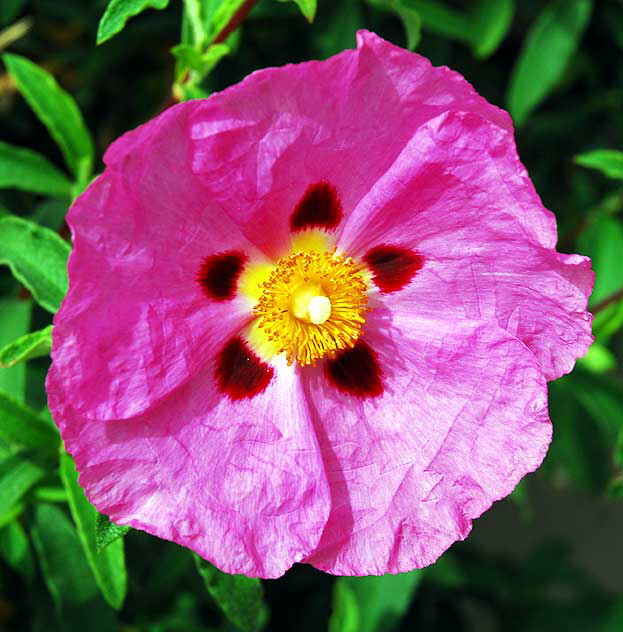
[253, 250, 368, 366]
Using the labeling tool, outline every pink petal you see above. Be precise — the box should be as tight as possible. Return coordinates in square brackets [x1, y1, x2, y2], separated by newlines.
[47, 360, 329, 578]
[303, 314, 551, 575]
[49, 104, 263, 420]
[340, 111, 593, 380]
[188, 31, 508, 257]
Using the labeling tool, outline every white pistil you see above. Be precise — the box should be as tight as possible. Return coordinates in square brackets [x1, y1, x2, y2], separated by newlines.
[308, 295, 331, 325]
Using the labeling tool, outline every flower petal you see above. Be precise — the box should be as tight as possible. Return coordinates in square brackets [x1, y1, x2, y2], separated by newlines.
[47, 359, 330, 578]
[340, 111, 593, 380]
[363, 245, 424, 293]
[198, 251, 249, 301]
[189, 31, 508, 257]
[324, 340, 383, 398]
[290, 181, 343, 233]
[302, 313, 551, 575]
[49, 104, 263, 420]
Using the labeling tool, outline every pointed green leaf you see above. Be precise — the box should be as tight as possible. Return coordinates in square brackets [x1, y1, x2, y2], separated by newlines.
[472, 0, 514, 58]
[0, 299, 30, 400]
[0, 389, 59, 452]
[31, 504, 117, 631]
[0, 452, 46, 516]
[409, 0, 471, 43]
[97, 0, 170, 44]
[574, 149, 623, 180]
[507, 0, 592, 125]
[2, 53, 94, 181]
[95, 513, 131, 552]
[392, 1, 422, 50]
[0, 215, 70, 313]
[60, 452, 127, 610]
[0, 520, 34, 579]
[290, 0, 317, 23]
[368, 0, 421, 50]
[0, 141, 72, 197]
[0, 324, 52, 368]
[195, 555, 268, 631]
[329, 571, 423, 632]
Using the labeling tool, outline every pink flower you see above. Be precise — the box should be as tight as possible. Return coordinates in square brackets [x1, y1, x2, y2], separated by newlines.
[46, 31, 593, 578]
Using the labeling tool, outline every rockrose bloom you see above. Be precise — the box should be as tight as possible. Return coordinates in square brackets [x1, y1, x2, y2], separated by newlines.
[47, 31, 593, 578]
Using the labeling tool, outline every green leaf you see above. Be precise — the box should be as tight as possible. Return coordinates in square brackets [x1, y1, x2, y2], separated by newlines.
[0, 215, 70, 313]
[570, 371, 623, 440]
[194, 555, 268, 631]
[393, 1, 422, 50]
[0, 0, 26, 25]
[0, 324, 53, 368]
[97, 0, 170, 44]
[0, 520, 34, 579]
[574, 149, 623, 180]
[592, 299, 623, 341]
[615, 426, 623, 469]
[329, 571, 423, 632]
[471, 0, 514, 58]
[289, 0, 317, 23]
[0, 500, 24, 529]
[368, 0, 421, 50]
[2, 53, 94, 182]
[508, 479, 531, 517]
[0, 389, 59, 452]
[409, 0, 471, 43]
[171, 42, 230, 79]
[576, 342, 617, 373]
[31, 504, 117, 631]
[31, 198, 69, 231]
[316, 0, 363, 57]
[60, 452, 127, 610]
[0, 299, 30, 399]
[0, 452, 46, 516]
[578, 216, 623, 305]
[0, 141, 72, 197]
[95, 513, 131, 552]
[507, 0, 592, 125]
[207, 0, 249, 43]
[548, 375, 613, 492]
[184, 0, 209, 47]
[330, 579, 359, 632]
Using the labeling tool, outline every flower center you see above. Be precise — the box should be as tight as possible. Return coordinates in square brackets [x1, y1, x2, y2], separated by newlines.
[254, 250, 368, 366]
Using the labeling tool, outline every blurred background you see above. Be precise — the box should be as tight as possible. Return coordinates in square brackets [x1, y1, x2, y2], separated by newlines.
[0, 1, 621, 630]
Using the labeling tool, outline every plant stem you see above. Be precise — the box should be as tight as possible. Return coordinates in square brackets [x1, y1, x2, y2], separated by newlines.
[592, 289, 623, 315]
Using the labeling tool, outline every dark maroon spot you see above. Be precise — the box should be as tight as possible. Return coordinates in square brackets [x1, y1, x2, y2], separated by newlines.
[198, 251, 248, 301]
[290, 182, 343, 232]
[216, 337, 274, 400]
[363, 245, 424, 293]
[325, 340, 383, 398]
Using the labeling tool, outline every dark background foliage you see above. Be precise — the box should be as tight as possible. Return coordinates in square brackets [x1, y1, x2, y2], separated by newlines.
[0, 1, 621, 630]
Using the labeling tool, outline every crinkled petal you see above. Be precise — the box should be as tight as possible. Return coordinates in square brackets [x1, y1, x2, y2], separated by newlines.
[340, 111, 593, 380]
[47, 359, 329, 578]
[189, 31, 510, 257]
[303, 312, 551, 575]
[49, 103, 263, 420]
